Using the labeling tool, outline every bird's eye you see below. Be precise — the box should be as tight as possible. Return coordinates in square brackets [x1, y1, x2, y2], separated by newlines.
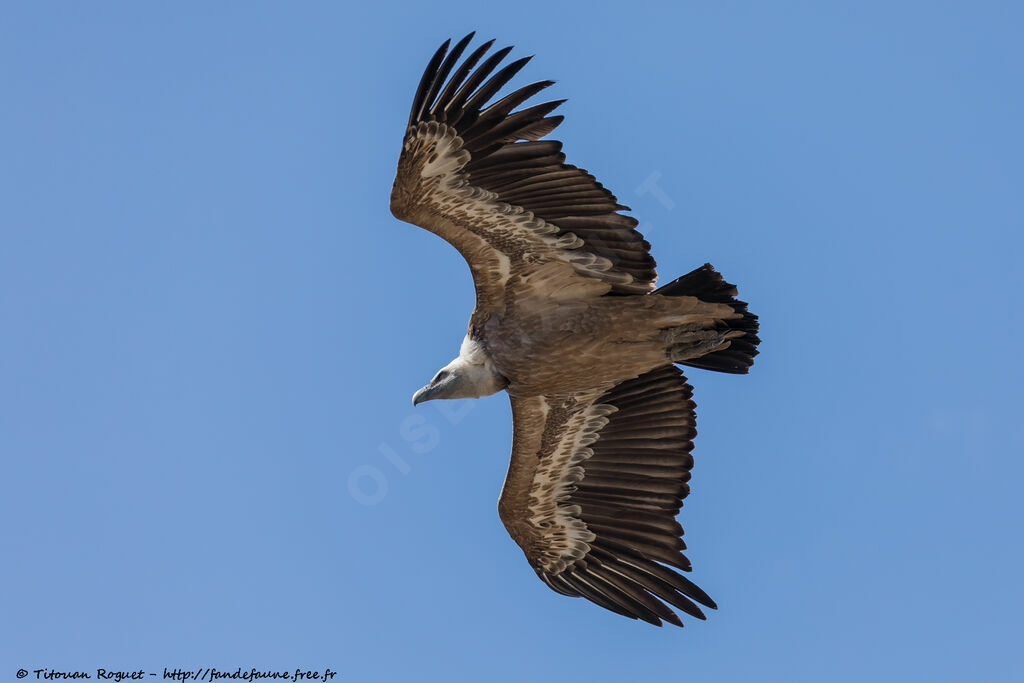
[436, 371, 449, 382]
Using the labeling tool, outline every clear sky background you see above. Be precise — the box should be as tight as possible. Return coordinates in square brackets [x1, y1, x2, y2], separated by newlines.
[2, 2, 1022, 682]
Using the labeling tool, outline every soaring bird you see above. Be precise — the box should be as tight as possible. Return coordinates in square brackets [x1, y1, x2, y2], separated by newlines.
[390, 33, 760, 627]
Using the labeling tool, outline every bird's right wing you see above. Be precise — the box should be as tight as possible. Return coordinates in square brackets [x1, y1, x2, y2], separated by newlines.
[390, 34, 658, 318]
[498, 366, 716, 627]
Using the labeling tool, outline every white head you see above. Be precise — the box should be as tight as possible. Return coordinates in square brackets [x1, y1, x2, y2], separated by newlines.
[412, 336, 506, 405]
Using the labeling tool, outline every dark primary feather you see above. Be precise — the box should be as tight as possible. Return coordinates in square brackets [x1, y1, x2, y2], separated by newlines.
[404, 34, 657, 294]
[411, 33, 475, 126]
[433, 38, 495, 120]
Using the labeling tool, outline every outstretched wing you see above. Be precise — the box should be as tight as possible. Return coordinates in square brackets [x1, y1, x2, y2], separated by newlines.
[498, 366, 716, 627]
[390, 34, 658, 316]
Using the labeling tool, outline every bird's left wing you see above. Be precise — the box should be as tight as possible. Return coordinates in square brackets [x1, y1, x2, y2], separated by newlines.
[498, 366, 717, 627]
[390, 34, 657, 317]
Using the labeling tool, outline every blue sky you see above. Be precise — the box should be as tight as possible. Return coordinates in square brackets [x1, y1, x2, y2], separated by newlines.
[2, 2, 1022, 681]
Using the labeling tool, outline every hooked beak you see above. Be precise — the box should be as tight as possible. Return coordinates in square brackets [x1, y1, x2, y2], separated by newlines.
[412, 384, 434, 406]
[412, 372, 456, 405]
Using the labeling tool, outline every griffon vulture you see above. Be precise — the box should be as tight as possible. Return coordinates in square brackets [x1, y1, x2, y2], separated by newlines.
[389, 33, 760, 627]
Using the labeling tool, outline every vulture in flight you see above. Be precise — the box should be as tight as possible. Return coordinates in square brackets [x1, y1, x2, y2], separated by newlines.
[390, 33, 760, 627]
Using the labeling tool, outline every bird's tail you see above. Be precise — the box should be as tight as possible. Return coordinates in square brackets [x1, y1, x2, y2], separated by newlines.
[655, 264, 760, 374]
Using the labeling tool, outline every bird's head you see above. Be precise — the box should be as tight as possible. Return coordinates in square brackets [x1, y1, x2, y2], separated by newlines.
[412, 340, 506, 405]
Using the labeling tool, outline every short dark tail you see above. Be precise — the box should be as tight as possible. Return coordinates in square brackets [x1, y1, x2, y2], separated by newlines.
[655, 263, 760, 374]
